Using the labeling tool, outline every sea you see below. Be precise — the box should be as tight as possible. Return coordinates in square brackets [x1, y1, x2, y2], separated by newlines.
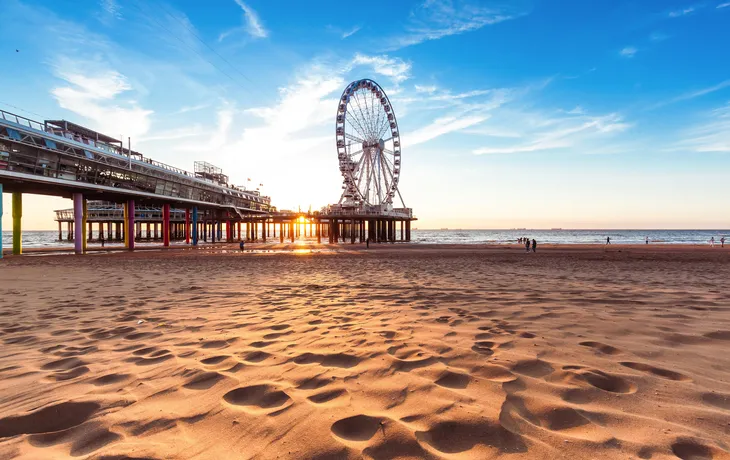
[2, 229, 728, 249]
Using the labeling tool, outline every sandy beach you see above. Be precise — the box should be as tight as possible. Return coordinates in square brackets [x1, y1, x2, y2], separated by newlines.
[1, 243, 729, 459]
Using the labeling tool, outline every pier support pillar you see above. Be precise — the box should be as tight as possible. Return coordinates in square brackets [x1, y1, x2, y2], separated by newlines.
[290, 222, 294, 243]
[127, 200, 135, 250]
[185, 209, 191, 244]
[58, 221, 62, 242]
[72, 193, 84, 255]
[317, 220, 321, 244]
[406, 220, 411, 242]
[0, 183, 3, 258]
[192, 207, 198, 245]
[280, 223, 284, 243]
[262, 221, 266, 242]
[163, 204, 170, 247]
[82, 199, 88, 253]
[11, 192, 22, 255]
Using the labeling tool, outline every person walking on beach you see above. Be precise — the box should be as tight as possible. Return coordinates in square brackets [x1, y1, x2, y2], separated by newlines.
[525, 238, 530, 252]
[532, 239, 537, 252]
[722, 237, 726, 248]
[645, 236, 649, 245]
[100, 235, 105, 248]
[710, 237, 715, 247]
[606, 236, 611, 245]
[239, 240, 244, 251]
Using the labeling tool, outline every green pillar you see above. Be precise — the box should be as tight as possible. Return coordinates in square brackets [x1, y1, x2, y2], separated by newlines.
[12, 192, 22, 255]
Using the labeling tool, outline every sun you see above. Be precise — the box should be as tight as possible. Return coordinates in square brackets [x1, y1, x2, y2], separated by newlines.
[298, 216, 306, 223]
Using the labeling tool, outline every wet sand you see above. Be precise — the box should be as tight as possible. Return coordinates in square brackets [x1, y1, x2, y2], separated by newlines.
[1, 244, 729, 459]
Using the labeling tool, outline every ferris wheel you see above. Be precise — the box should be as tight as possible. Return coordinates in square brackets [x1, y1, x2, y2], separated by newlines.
[336, 79, 403, 208]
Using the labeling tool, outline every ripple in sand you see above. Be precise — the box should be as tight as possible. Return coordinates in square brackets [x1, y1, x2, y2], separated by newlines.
[69, 427, 122, 457]
[183, 371, 226, 390]
[619, 362, 692, 382]
[308, 389, 347, 404]
[92, 373, 131, 386]
[41, 357, 87, 371]
[223, 384, 292, 413]
[0, 401, 100, 437]
[579, 341, 622, 355]
[700, 392, 730, 411]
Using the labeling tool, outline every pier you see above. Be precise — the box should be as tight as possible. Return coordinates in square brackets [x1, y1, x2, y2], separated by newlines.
[1, 78, 417, 257]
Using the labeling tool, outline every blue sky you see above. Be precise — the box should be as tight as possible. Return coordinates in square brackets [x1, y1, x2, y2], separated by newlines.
[1, 0, 729, 229]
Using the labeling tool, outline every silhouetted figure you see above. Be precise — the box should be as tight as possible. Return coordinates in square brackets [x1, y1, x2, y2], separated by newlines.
[366, 238, 370, 249]
[710, 237, 715, 247]
[239, 240, 244, 251]
[100, 236, 105, 248]
[532, 239, 537, 252]
[606, 236, 610, 245]
[525, 238, 530, 252]
[722, 237, 726, 248]
[645, 236, 649, 245]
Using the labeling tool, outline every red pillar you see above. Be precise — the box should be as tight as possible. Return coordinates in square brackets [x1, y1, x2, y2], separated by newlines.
[185, 209, 191, 244]
[163, 204, 170, 247]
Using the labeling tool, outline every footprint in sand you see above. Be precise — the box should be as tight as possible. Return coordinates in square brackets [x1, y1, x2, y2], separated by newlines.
[331, 415, 383, 442]
[92, 373, 131, 386]
[435, 371, 471, 389]
[0, 401, 100, 438]
[293, 352, 360, 369]
[671, 438, 726, 460]
[510, 359, 555, 378]
[619, 362, 692, 382]
[223, 384, 292, 414]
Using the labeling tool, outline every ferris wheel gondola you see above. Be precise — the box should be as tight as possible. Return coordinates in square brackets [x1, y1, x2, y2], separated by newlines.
[335, 79, 402, 207]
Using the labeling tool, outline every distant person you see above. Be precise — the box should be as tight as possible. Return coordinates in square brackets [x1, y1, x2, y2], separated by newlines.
[532, 239, 537, 252]
[366, 238, 370, 249]
[525, 238, 530, 252]
[710, 237, 715, 247]
[645, 236, 649, 245]
[239, 240, 244, 251]
[606, 236, 611, 245]
[100, 236, 105, 248]
[722, 237, 726, 248]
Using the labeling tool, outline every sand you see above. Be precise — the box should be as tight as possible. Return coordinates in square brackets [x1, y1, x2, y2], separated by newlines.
[0, 243, 729, 459]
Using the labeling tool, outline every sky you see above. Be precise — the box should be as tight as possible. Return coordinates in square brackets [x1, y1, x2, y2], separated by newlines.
[1, 0, 729, 230]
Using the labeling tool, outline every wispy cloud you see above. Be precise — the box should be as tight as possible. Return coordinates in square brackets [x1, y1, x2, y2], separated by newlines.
[408, 115, 489, 146]
[349, 53, 412, 83]
[650, 31, 669, 41]
[50, 56, 152, 138]
[679, 103, 730, 152]
[718, 2, 730, 8]
[620, 46, 638, 58]
[387, 0, 527, 50]
[342, 25, 361, 39]
[473, 112, 632, 155]
[668, 5, 697, 17]
[651, 79, 730, 109]
[219, 0, 268, 41]
[99, 0, 122, 21]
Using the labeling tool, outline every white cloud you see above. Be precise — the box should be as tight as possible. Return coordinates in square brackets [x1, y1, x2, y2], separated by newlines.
[650, 31, 669, 41]
[415, 84, 438, 94]
[620, 46, 638, 58]
[473, 112, 632, 155]
[342, 25, 361, 39]
[219, 0, 268, 41]
[50, 57, 152, 139]
[718, 2, 730, 8]
[388, 0, 526, 50]
[349, 53, 412, 83]
[668, 6, 696, 17]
